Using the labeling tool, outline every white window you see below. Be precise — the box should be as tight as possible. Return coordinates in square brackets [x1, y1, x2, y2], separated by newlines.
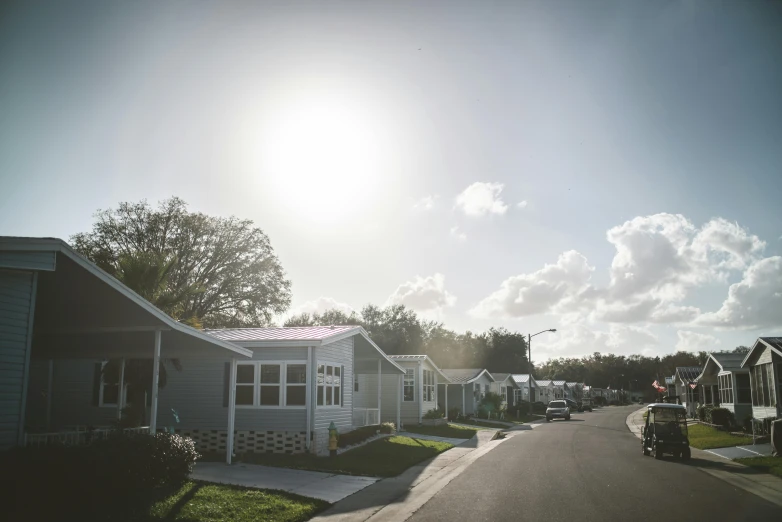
[422, 369, 436, 402]
[317, 363, 343, 407]
[501, 386, 507, 403]
[403, 368, 415, 402]
[718, 374, 733, 405]
[235, 362, 306, 408]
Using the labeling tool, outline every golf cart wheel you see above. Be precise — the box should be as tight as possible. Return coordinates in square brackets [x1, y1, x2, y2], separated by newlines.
[566, 415, 571, 421]
[682, 447, 691, 460]
[642, 443, 651, 456]
[653, 443, 663, 460]
[546, 417, 551, 422]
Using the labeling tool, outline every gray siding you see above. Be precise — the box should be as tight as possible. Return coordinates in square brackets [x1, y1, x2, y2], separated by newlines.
[314, 338, 353, 432]
[0, 251, 56, 272]
[0, 269, 35, 448]
[249, 347, 307, 361]
[49, 359, 117, 429]
[24, 359, 50, 431]
[757, 346, 774, 365]
[358, 373, 406, 425]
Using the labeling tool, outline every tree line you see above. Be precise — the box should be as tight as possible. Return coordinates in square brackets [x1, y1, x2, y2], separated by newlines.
[73, 197, 740, 390]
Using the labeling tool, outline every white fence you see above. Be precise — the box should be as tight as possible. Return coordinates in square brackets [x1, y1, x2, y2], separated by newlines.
[24, 426, 151, 447]
[352, 408, 380, 427]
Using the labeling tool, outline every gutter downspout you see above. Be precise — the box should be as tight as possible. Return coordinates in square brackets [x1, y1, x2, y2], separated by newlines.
[418, 361, 423, 424]
[306, 346, 312, 451]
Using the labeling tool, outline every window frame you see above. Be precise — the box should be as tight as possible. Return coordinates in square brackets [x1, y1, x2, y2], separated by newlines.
[718, 373, 733, 405]
[403, 368, 415, 402]
[99, 360, 127, 408]
[422, 369, 436, 402]
[751, 363, 777, 408]
[234, 361, 308, 409]
[316, 361, 344, 409]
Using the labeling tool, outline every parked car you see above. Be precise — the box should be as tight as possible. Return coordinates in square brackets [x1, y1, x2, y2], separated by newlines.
[564, 398, 579, 411]
[546, 400, 571, 422]
[579, 398, 593, 412]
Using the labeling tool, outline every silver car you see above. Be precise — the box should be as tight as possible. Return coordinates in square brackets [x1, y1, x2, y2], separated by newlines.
[546, 400, 571, 421]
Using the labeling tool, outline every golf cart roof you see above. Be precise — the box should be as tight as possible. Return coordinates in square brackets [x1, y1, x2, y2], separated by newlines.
[647, 403, 686, 410]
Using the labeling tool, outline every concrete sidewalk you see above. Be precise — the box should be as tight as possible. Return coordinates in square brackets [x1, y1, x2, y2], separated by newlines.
[396, 431, 471, 447]
[626, 407, 782, 508]
[311, 429, 515, 522]
[191, 462, 378, 503]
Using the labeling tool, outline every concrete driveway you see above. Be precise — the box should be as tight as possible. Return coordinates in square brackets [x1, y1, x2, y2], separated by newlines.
[191, 462, 378, 503]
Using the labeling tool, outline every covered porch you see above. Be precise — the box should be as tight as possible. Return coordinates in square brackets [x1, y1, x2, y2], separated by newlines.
[1, 238, 251, 463]
[352, 335, 404, 430]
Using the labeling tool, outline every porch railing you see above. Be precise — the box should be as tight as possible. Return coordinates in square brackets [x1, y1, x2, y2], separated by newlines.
[352, 408, 380, 427]
[24, 426, 151, 447]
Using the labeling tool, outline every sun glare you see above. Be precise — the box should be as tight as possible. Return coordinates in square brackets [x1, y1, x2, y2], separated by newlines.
[259, 99, 383, 223]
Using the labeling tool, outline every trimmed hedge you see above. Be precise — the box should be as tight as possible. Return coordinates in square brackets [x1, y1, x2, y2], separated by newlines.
[696, 405, 735, 428]
[0, 432, 200, 521]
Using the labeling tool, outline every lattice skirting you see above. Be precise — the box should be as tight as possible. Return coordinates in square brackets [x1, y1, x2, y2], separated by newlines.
[176, 429, 308, 454]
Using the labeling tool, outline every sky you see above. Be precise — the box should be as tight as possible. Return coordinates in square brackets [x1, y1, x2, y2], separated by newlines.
[2, 1, 781, 362]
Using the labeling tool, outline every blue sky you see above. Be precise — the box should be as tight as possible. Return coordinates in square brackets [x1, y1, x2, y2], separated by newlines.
[1, 1, 781, 360]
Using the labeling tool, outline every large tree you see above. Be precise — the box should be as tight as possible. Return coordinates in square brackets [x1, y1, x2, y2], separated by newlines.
[72, 197, 292, 328]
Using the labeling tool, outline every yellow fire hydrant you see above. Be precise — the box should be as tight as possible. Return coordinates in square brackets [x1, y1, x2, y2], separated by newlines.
[328, 421, 338, 457]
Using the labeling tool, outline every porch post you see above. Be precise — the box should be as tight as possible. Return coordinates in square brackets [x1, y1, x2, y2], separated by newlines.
[45, 359, 54, 431]
[149, 329, 161, 434]
[445, 384, 448, 413]
[396, 373, 401, 431]
[118, 358, 125, 420]
[226, 357, 237, 464]
[377, 359, 382, 424]
[462, 384, 465, 414]
[305, 346, 312, 451]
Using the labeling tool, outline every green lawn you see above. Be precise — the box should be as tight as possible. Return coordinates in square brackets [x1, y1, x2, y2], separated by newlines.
[241, 435, 453, 477]
[735, 457, 782, 479]
[687, 424, 753, 449]
[458, 418, 508, 429]
[100, 481, 327, 522]
[402, 424, 479, 439]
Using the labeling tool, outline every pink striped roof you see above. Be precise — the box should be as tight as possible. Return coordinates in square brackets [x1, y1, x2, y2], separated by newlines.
[205, 325, 359, 342]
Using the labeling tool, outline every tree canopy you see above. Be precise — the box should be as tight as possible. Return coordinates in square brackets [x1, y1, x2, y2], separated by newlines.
[72, 197, 292, 328]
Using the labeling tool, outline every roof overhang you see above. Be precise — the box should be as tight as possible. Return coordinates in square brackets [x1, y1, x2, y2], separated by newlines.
[1, 237, 251, 358]
[741, 338, 782, 368]
[467, 369, 495, 383]
[390, 355, 452, 382]
[222, 326, 364, 348]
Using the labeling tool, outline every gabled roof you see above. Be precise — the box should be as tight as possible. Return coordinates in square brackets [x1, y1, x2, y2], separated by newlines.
[388, 354, 451, 382]
[741, 337, 782, 368]
[207, 325, 359, 344]
[440, 368, 495, 384]
[0, 236, 252, 358]
[536, 379, 553, 386]
[697, 352, 748, 381]
[552, 380, 567, 386]
[675, 367, 702, 383]
[511, 374, 538, 387]
[490, 373, 519, 388]
[566, 382, 579, 388]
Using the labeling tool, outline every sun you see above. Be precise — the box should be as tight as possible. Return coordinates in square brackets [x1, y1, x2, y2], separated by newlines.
[258, 98, 383, 223]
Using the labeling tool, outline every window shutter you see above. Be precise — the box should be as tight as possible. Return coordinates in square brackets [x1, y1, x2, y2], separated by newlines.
[92, 362, 101, 406]
[223, 362, 230, 407]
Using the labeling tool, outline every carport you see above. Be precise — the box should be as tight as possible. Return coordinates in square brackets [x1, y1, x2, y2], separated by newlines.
[0, 237, 251, 463]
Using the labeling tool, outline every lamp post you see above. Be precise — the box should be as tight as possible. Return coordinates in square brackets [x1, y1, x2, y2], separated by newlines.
[528, 329, 557, 418]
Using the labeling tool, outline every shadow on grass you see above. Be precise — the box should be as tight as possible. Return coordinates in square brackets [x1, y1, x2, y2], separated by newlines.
[163, 483, 204, 521]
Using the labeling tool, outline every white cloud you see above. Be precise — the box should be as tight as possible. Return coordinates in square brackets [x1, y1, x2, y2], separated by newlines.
[534, 323, 659, 360]
[470, 250, 595, 318]
[517, 200, 528, 209]
[675, 330, 721, 352]
[413, 195, 438, 211]
[697, 256, 782, 329]
[287, 297, 355, 317]
[386, 273, 457, 317]
[450, 226, 467, 242]
[455, 182, 508, 216]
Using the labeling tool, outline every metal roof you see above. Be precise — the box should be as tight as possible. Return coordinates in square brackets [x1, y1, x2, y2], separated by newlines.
[647, 403, 686, 410]
[388, 355, 451, 382]
[566, 382, 579, 388]
[537, 379, 553, 386]
[675, 367, 702, 383]
[741, 337, 782, 368]
[440, 368, 494, 384]
[492, 373, 510, 382]
[552, 380, 567, 386]
[206, 325, 359, 343]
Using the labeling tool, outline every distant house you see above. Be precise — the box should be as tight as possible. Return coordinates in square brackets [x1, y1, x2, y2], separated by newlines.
[674, 367, 702, 417]
[740, 337, 782, 421]
[384, 355, 451, 426]
[696, 352, 752, 425]
[536, 380, 555, 404]
[489, 373, 520, 408]
[566, 382, 583, 401]
[511, 374, 538, 404]
[665, 376, 676, 399]
[552, 380, 567, 400]
[439, 369, 495, 416]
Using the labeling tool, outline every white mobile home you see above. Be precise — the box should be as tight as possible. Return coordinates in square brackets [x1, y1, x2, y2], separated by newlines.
[439, 369, 495, 416]
[383, 355, 451, 426]
[696, 352, 752, 426]
[489, 373, 520, 408]
[740, 337, 782, 421]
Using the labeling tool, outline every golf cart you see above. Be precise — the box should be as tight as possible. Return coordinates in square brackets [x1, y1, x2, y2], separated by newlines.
[642, 403, 691, 460]
[579, 398, 593, 412]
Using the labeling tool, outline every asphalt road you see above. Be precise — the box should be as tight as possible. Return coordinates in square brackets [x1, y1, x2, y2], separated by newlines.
[408, 406, 782, 521]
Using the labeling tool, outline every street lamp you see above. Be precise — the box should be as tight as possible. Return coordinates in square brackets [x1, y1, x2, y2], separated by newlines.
[528, 329, 556, 417]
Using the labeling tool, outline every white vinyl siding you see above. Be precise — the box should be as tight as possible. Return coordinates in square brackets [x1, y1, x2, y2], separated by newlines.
[314, 338, 353, 433]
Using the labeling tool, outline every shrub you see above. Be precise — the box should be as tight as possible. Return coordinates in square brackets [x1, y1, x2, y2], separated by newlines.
[697, 405, 714, 422]
[0, 432, 200, 521]
[380, 422, 396, 434]
[710, 408, 734, 428]
[479, 392, 503, 415]
[447, 407, 461, 421]
[423, 408, 445, 419]
[338, 425, 379, 448]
